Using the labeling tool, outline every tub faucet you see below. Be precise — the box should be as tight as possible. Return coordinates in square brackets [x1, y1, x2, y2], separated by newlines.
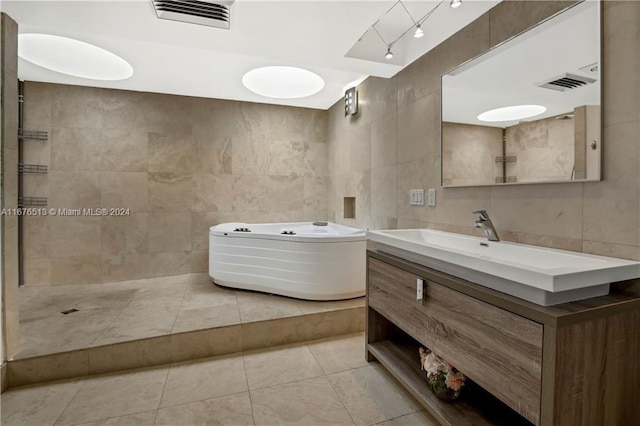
[473, 210, 500, 242]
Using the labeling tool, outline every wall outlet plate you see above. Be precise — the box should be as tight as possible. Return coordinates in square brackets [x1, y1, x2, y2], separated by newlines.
[428, 189, 436, 206]
[416, 278, 424, 300]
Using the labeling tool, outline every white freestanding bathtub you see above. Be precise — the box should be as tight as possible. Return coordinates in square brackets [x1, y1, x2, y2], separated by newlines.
[209, 222, 366, 300]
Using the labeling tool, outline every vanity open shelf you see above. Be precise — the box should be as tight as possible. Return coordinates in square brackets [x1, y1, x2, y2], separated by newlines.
[366, 249, 640, 426]
[367, 331, 532, 426]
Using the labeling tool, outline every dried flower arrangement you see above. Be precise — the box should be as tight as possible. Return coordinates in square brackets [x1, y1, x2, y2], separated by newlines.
[419, 347, 466, 400]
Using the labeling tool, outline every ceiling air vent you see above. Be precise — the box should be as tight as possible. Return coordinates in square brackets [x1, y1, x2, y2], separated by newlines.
[152, 0, 233, 29]
[537, 73, 597, 92]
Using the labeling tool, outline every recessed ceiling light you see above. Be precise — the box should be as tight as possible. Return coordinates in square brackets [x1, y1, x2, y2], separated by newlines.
[18, 34, 133, 81]
[477, 105, 547, 122]
[242, 66, 324, 99]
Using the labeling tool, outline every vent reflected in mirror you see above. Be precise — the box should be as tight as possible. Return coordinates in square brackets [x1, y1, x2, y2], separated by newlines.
[441, 0, 601, 187]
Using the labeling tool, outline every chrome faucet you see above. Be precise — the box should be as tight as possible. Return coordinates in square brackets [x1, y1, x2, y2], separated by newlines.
[473, 210, 500, 242]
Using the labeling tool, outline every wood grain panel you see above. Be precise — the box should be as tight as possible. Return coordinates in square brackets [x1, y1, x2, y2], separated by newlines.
[552, 310, 640, 425]
[369, 258, 543, 424]
[368, 249, 640, 328]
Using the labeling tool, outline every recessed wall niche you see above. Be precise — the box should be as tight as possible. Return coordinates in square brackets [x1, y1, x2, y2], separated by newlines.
[343, 197, 356, 219]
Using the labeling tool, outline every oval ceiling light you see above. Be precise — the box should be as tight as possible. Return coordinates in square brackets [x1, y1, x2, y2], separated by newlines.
[18, 34, 133, 81]
[242, 66, 324, 99]
[477, 105, 547, 122]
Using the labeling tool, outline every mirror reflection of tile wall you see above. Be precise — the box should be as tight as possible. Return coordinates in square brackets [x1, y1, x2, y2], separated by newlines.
[441, 0, 601, 187]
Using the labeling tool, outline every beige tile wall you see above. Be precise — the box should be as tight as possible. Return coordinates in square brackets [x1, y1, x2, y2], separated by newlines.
[327, 0, 640, 263]
[442, 122, 502, 187]
[22, 84, 328, 285]
[18, 0, 640, 293]
[505, 116, 575, 183]
[1, 12, 20, 359]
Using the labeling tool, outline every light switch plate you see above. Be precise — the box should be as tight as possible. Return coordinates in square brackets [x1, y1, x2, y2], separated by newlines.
[410, 189, 425, 206]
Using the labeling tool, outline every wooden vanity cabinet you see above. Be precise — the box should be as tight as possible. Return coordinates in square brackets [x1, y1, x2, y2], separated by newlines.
[366, 249, 640, 426]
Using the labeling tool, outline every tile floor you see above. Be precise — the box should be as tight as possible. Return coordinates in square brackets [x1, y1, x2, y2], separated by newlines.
[1, 333, 439, 426]
[18, 273, 365, 359]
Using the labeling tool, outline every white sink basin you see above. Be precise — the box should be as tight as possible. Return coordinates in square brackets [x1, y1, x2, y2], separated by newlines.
[367, 229, 640, 306]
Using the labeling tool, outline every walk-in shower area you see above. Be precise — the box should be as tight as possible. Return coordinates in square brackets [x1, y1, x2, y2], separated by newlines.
[14, 273, 364, 384]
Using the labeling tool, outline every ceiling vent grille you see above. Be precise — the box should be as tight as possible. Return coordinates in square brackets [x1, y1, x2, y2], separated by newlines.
[152, 0, 233, 29]
[537, 73, 597, 92]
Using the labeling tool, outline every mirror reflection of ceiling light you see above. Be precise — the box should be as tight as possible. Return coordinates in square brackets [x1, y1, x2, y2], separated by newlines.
[18, 34, 133, 81]
[242, 66, 324, 99]
[477, 105, 547, 122]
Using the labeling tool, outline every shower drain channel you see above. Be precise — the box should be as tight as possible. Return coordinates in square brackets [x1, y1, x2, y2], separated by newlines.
[61, 308, 79, 315]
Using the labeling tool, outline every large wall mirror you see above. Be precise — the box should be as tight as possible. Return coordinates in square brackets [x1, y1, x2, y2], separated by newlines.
[441, 0, 601, 187]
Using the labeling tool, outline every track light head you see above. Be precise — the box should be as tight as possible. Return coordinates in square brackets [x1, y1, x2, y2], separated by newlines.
[414, 25, 424, 38]
[450, 0, 462, 8]
[385, 47, 394, 60]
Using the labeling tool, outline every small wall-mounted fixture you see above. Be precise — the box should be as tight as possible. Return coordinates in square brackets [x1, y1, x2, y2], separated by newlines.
[344, 87, 358, 116]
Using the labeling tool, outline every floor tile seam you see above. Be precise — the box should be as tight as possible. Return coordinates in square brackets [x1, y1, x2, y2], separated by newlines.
[177, 282, 190, 305]
[152, 366, 172, 425]
[55, 308, 127, 344]
[326, 363, 422, 426]
[49, 378, 87, 426]
[86, 297, 136, 347]
[22, 311, 67, 326]
[167, 298, 185, 334]
[156, 389, 251, 412]
[58, 407, 157, 426]
[155, 358, 249, 409]
[240, 355, 258, 426]
[369, 410, 424, 426]
[178, 296, 240, 312]
[54, 369, 171, 426]
[75, 289, 137, 310]
[246, 368, 327, 393]
[170, 301, 242, 334]
[305, 341, 330, 377]
[230, 302, 243, 330]
[323, 364, 359, 426]
[94, 302, 183, 345]
[303, 343, 359, 426]
[241, 339, 315, 358]
[325, 363, 373, 381]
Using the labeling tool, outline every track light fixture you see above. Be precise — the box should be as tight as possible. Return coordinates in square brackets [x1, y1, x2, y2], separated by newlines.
[366, 0, 462, 62]
[385, 47, 394, 60]
[414, 25, 424, 39]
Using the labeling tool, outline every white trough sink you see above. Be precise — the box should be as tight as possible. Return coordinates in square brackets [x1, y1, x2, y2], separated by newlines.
[367, 229, 640, 306]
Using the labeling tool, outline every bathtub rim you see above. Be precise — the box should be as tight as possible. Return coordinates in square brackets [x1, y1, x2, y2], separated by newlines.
[209, 221, 366, 243]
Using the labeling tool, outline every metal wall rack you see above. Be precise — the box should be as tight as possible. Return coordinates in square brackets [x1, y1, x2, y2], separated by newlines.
[17, 81, 49, 285]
